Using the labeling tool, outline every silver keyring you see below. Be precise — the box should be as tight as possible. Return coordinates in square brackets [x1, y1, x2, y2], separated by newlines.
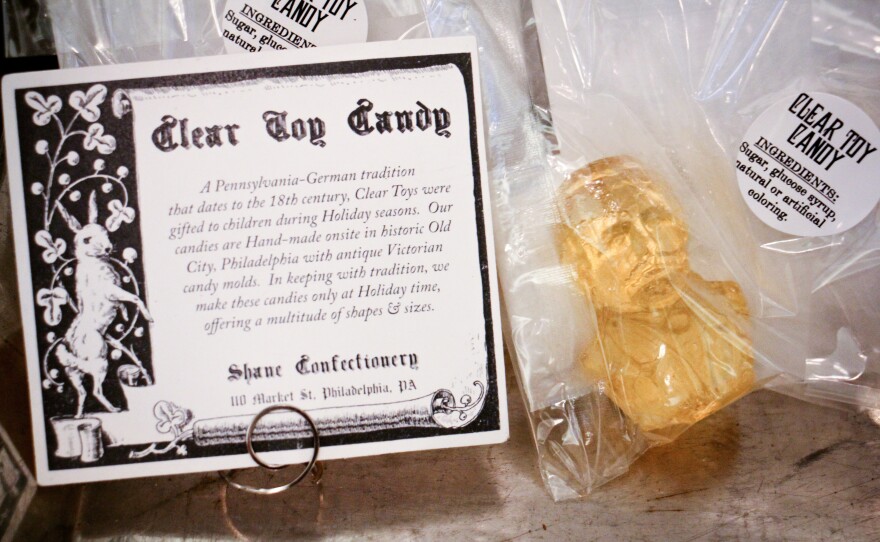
[219, 404, 320, 495]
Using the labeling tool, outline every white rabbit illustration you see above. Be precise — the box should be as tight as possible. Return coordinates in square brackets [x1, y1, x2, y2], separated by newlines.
[55, 191, 153, 418]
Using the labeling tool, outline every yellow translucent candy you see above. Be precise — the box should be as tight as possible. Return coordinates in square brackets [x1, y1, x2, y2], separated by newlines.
[559, 156, 754, 440]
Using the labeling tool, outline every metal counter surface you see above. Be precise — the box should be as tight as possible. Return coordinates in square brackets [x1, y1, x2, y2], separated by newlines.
[4, 331, 879, 541]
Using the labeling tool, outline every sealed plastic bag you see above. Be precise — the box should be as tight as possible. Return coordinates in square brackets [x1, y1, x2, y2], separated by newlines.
[430, 0, 880, 500]
[539, 0, 880, 497]
[46, 0, 429, 68]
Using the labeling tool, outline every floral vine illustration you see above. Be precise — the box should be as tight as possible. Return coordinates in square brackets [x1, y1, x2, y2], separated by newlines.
[130, 401, 194, 459]
[24, 84, 152, 406]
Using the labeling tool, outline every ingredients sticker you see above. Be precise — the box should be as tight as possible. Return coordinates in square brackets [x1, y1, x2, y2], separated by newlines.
[736, 92, 880, 237]
[222, 0, 368, 54]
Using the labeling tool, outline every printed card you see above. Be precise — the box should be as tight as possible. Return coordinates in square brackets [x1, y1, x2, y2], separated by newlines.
[2, 37, 507, 485]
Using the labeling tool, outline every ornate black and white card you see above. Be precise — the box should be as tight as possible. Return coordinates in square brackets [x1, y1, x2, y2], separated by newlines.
[2, 38, 507, 485]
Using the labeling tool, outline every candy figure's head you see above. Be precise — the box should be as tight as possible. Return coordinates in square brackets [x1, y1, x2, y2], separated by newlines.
[560, 156, 690, 312]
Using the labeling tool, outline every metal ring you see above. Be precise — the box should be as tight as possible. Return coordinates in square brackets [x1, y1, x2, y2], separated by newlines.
[219, 404, 320, 495]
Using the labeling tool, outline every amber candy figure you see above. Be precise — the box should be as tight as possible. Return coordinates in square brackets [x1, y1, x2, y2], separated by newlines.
[559, 156, 754, 440]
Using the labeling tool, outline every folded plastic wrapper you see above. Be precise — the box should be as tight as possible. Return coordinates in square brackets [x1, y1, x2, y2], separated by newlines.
[427, 0, 880, 500]
[45, 0, 429, 68]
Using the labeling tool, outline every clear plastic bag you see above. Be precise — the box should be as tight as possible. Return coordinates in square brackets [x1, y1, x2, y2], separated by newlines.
[535, 0, 880, 502]
[47, 0, 226, 67]
[46, 0, 429, 68]
[429, 0, 880, 500]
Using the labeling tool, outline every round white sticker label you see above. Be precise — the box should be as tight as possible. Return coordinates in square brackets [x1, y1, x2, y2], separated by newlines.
[221, 0, 368, 54]
[736, 92, 880, 237]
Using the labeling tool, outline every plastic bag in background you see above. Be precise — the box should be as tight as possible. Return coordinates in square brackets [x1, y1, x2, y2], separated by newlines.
[46, 0, 429, 68]
[3, 0, 54, 57]
[366, 0, 429, 41]
[47, 0, 225, 67]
